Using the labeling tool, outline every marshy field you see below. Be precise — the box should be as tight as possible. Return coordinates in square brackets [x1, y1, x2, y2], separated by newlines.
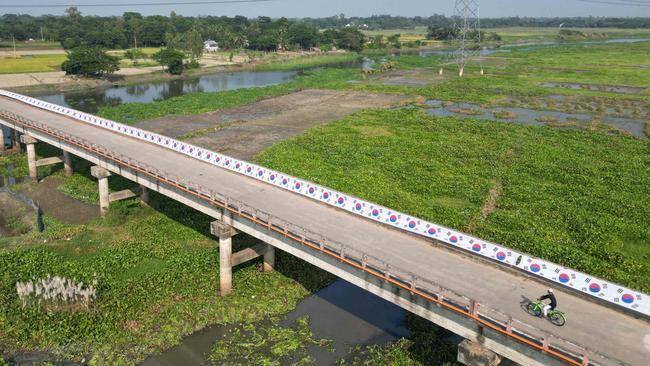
[1, 29, 649, 365]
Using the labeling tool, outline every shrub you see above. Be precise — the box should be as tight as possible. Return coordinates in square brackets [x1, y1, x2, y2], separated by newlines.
[61, 47, 120, 77]
[152, 48, 186, 75]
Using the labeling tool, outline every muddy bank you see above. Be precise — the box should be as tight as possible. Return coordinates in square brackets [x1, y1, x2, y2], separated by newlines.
[136, 89, 406, 160]
[0, 191, 35, 237]
[17, 177, 99, 225]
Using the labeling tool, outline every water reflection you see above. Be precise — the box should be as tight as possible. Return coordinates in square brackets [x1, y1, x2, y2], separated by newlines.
[33, 71, 298, 113]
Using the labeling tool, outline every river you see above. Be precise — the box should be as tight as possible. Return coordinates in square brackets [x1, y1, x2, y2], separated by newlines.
[32, 70, 298, 113]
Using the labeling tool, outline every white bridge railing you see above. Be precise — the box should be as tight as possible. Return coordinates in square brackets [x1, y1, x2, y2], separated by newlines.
[1, 89, 646, 319]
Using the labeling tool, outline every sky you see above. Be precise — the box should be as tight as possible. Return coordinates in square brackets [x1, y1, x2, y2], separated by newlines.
[0, 0, 647, 18]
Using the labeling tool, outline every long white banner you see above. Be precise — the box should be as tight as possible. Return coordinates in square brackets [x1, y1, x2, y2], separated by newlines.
[2, 89, 647, 317]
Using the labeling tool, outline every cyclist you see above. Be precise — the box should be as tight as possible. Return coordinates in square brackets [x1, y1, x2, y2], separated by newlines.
[538, 288, 557, 318]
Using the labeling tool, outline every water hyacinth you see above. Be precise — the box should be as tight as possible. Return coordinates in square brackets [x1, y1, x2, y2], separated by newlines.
[16, 275, 98, 310]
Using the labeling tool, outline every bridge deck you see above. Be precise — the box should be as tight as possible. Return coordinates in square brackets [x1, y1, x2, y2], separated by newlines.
[1, 96, 647, 365]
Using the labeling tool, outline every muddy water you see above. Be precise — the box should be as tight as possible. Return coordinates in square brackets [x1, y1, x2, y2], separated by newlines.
[31, 70, 298, 113]
[1, 125, 10, 148]
[425, 100, 647, 137]
[541, 82, 646, 95]
[141, 280, 409, 366]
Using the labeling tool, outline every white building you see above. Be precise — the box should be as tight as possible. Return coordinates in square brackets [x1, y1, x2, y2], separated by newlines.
[204, 40, 219, 53]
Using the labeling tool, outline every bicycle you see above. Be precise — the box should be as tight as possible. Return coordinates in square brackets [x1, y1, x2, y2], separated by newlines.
[526, 300, 567, 327]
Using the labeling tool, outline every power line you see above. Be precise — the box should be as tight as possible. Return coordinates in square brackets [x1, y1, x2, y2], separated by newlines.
[576, 0, 650, 6]
[0, 0, 276, 8]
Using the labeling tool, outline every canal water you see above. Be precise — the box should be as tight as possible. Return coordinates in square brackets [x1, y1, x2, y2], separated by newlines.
[424, 99, 647, 138]
[141, 280, 410, 366]
[32, 70, 299, 113]
[409, 37, 650, 57]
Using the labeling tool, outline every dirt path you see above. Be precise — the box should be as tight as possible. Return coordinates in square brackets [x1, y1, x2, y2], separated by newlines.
[136, 89, 407, 160]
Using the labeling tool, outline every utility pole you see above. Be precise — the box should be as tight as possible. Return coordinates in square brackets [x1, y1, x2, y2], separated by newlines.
[440, 0, 483, 77]
[40, 27, 44, 42]
[12, 34, 17, 59]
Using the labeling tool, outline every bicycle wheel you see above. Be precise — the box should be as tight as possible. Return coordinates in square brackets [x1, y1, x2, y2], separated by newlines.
[526, 302, 541, 317]
[549, 312, 566, 327]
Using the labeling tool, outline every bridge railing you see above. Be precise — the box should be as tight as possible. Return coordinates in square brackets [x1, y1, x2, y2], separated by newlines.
[3, 89, 647, 320]
[1, 109, 624, 366]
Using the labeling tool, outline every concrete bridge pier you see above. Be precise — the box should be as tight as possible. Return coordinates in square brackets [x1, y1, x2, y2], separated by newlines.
[20, 135, 38, 180]
[213, 220, 237, 296]
[91, 166, 112, 214]
[62, 151, 73, 177]
[0, 126, 5, 152]
[91, 166, 150, 215]
[211, 218, 276, 296]
[457, 339, 503, 366]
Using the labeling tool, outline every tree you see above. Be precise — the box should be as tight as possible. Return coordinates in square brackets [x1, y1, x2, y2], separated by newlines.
[387, 34, 401, 49]
[152, 48, 185, 75]
[287, 22, 318, 49]
[336, 28, 365, 52]
[124, 12, 143, 48]
[164, 29, 203, 60]
[185, 29, 204, 60]
[61, 47, 119, 77]
[426, 26, 455, 41]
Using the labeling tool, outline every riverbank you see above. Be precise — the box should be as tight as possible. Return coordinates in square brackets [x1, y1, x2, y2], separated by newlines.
[1, 52, 358, 96]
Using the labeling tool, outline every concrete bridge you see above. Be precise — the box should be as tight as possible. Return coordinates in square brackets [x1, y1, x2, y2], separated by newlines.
[1, 93, 648, 366]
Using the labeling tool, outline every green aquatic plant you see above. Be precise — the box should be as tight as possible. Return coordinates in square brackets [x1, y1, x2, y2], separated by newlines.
[209, 317, 331, 366]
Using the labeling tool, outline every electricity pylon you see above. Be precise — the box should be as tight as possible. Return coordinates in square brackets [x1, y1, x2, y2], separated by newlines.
[439, 0, 483, 77]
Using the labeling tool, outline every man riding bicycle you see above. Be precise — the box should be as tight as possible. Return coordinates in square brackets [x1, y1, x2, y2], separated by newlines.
[538, 288, 557, 317]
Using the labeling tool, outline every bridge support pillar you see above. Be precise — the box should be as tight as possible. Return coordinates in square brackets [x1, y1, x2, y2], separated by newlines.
[91, 166, 112, 215]
[457, 339, 502, 366]
[212, 220, 238, 296]
[0, 126, 5, 152]
[264, 245, 275, 272]
[63, 151, 73, 177]
[140, 185, 150, 205]
[13, 130, 21, 151]
[211, 219, 276, 296]
[20, 135, 38, 180]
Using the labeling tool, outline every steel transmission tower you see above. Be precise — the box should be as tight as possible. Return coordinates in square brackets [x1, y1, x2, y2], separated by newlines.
[440, 0, 483, 77]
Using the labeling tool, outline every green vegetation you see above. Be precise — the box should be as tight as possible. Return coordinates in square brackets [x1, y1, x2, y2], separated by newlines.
[255, 53, 359, 71]
[0, 54, 66, 74]
[0, 186, 334, 365]
[151, 48, 186, 75]
[209, 317, 331, 365]
[340, 315, 457, 366]
[257, 108, 650, 292]
[61, 47, 120, 77]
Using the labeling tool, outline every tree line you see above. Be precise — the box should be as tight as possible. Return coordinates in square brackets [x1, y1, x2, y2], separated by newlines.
[0, 9, 366, 51]
[302, 14, 650, 30]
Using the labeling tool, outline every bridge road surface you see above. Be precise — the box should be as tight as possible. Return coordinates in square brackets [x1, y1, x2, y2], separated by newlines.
[1, 96, 648, 365]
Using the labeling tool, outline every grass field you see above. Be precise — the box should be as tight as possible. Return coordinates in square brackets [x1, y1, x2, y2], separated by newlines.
[257, 108, 650, 292]
[362, 26, 650, 46]
[0, 54, 66, 74]
[0, 146, 335, 365]
[0, 40, 61, 49]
